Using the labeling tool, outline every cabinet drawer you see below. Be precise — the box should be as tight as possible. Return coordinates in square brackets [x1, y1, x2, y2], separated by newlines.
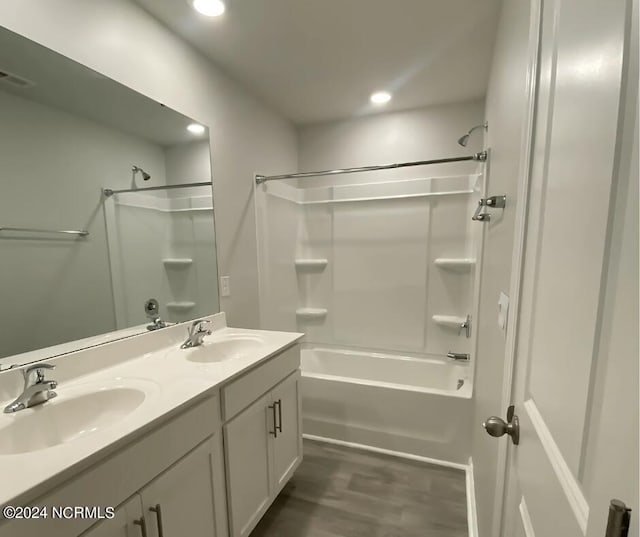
[222, 345, 300, 421]
[1, 395, 219, 537]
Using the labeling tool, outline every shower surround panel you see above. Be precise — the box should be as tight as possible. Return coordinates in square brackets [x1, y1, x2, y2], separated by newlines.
[256, 172, 483, 463]
[106, 190, 218, 327]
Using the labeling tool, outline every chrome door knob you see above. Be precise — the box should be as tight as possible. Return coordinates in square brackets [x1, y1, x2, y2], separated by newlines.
[483, 416, 509, 436]
[482, 405, 520, 445]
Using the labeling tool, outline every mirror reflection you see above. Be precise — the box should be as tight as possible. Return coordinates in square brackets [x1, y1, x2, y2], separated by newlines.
[0, 28, 220, 369]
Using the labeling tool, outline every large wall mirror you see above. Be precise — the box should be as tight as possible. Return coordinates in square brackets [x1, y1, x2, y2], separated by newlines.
[0, 28, 220, 369]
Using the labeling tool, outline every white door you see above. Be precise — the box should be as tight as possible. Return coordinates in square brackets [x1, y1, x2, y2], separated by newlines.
[224, 393, 273, 537]
[490, 0, 638, 536]
[270, 371, 303, 491]
[140, 438, 218, 537]
[80, 496, 142, 537]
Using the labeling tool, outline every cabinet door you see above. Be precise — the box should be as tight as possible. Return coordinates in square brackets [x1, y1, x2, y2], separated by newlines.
[270, 371, 302, 491]
[80, 496, 143, 537]
[140, 438, 217, 537]
[224, 393, 272, 537]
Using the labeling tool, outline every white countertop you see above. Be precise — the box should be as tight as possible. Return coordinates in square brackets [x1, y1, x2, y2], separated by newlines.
[0, 313, 303, 507]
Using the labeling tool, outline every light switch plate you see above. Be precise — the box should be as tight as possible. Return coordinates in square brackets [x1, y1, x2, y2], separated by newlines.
[498, 292, 509, 331]
[220, 276, 231, 297]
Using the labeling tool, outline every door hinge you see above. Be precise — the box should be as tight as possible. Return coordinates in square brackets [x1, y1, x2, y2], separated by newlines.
[605, 499, 631, 537]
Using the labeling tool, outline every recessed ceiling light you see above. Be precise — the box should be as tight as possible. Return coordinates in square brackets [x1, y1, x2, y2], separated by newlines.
[370, 91, 392, 105]
[187, 123, 206, 135]
[192, 0, 226, 17]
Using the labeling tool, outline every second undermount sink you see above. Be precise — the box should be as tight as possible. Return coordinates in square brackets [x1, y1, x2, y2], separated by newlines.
[0, 379, 157, 455]
[184, 334, 265, 363]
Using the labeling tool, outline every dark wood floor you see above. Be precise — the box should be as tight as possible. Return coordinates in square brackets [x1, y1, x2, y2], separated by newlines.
[251, 439, 469, 537]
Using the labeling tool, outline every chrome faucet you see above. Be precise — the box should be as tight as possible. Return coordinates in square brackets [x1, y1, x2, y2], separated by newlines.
[181, 320, 212, 349]
[4, 364, 58, 413]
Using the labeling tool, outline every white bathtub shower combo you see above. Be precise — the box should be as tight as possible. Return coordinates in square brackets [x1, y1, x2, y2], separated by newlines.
[256, 163, 486, 466]
[301, 346, 473, 463]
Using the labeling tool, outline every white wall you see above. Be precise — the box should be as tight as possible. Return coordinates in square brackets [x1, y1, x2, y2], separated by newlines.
[585, 83, 638, 537]
[165, 140, 212, 187]
[0, 0, 298, 328]
[470, 2, 535, 536]
[0, 90, 166, 358]
[584, 0, 638, 531]
[298, 100, 486, 184]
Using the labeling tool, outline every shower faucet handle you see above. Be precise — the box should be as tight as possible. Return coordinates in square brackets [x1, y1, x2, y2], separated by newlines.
[472, 200, 490, 221]
[471, 195, 507, 222]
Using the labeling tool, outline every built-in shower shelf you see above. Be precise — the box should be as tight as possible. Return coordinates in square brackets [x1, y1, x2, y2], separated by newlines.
[432, 315, 466, 329]
[163, 258, 193, 268]
[295, 258, 328, 270]
[434, 258, 476, 271]
[296, 308, 328, 320]
[167, 301, 196, 311]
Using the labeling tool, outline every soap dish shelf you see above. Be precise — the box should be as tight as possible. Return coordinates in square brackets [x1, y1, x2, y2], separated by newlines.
[434, 258, 476, 272]
[163, 258, 193, 268]
[433, 314, 472, 338]
[432, 315, 467, 329]
[167, 301, 196, 311]
[296, 308, 328, 321]
[295, 259, 328, 271]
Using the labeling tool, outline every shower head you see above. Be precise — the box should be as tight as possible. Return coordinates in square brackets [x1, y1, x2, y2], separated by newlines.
[132, 165, 151, 181]
[457, 122, 488, 147]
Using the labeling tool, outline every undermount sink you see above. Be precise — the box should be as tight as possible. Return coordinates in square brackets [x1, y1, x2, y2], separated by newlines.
[185, 334, 265, 363]
[0, 379, 157, 455]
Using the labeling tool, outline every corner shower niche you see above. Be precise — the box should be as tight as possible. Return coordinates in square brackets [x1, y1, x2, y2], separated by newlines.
[257, 170, 484, 361]
[105, 186, 218, 328]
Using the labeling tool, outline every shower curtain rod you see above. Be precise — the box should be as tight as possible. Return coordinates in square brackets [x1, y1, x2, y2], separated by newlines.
[255, 151, 487, 184]
[102, 181, 213, 197]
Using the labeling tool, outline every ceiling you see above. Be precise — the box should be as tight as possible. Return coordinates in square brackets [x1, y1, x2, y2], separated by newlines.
[135, 0, 503, 125]
[0, 27, 207, 146]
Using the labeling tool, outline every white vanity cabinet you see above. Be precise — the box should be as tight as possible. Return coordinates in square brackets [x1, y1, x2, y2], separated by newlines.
[78, 496, 140, 537]
[224, 393, 273, 537]
[270, 372, 302, 489]
[1, 396, 228, 537]
[0, 338, 303, 537]
[222, 346, 302, 537]
[139, 438, 218, 537]
[82, 438, 218, 537]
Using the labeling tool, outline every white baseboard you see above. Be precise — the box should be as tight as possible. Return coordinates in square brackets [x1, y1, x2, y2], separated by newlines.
[466, 457, 479, 537]
[302, 433, 468, 471]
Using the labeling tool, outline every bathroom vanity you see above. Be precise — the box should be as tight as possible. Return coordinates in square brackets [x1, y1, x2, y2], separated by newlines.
[0, 313, 303, 537]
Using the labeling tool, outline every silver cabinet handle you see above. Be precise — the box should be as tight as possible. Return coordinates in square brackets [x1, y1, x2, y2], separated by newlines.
[134, 516, 148, 537]
[149, 504, 164, 537]
[268, 404, 278, 438]
[276, 399, 283, 434]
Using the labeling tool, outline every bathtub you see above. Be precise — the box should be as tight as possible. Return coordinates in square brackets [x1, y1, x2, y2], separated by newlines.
[301, 346, 473, 464]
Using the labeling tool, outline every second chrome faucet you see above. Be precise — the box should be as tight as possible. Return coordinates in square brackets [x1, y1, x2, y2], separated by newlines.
[181, 320, 212, 349]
